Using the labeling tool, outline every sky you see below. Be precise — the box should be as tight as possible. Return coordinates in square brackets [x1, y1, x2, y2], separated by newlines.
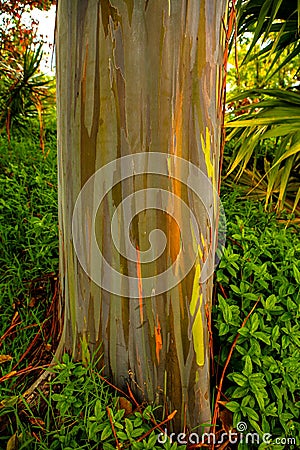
[23, 4, 56, 75]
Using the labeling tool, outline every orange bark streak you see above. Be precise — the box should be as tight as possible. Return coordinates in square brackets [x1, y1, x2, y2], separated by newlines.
[155, 315, 163, 364]
[136, 247, 143, 324]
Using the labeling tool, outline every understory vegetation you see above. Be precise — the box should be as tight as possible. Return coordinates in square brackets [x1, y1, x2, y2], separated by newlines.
[0, 2, 299, 448]
[214, 187, 300, 449]
[0, 132, 299, 449]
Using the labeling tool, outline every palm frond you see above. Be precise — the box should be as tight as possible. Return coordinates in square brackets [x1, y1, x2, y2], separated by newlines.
[226, 89, 300, 214]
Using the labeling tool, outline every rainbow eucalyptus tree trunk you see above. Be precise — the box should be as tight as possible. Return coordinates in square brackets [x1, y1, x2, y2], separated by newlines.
[56, 0, 227, 432]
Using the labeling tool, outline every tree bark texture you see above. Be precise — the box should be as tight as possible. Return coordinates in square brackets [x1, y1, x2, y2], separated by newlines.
[56, 0, 227, 432]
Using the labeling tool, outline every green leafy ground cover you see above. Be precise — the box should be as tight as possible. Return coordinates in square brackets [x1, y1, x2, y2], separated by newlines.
[0, 134, 299, 449]
[214, 188, 300, 449]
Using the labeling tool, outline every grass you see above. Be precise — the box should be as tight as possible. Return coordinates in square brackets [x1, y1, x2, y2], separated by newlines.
[0, 131, 299, 449]
[0, 133, 58, 364]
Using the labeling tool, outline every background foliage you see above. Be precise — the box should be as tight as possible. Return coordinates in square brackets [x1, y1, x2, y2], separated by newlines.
[225, 0, 300, 216]
[0, 0, 56, 143]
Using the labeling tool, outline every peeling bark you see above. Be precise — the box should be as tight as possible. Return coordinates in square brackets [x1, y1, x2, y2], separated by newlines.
[56, 0, 227, 431]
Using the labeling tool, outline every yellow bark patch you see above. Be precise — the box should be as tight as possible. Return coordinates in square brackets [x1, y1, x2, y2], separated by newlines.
[201, 127, 214, 180]
[201, 127, 217, 211]
[190, 260, 204, 366]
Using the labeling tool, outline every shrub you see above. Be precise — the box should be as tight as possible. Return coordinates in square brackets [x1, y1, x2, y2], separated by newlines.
[214, 189, 300, 449]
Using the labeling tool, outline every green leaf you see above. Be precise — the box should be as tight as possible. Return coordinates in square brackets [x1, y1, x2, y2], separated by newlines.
[117, 431, 128, 441]
[255, 332, 271, 345]
[249, 418, 262, 435]
[218, 295, 233, 324]
[241, 395, 251, 407]
[242, 0, 275, 64]
[264, 403, 277, 417]
[230, 284, 241, 294]
[0, 396, 18, 408]
[103, 444, 117, 450]
[131, 428, 145, 438]
[114, 409, 125, 421]
[238, 327, 250, 337]
[148, 431, 158, 447]
[233, 411, 242, 428]
[101, 425, 112, 441]
[231, 387, 249, 398]
[236, 345, 247, 356]
[125, 418, 133, 436]
[250, 313, 260, 334]
[254, 390, 265, 411]
[52, 394, 64, 402]
[293, 265, 300, 284]
[271, 141, 300, 169]
[88, 422, 99, 441]
[226, 401, 241, 413]
[219, 322, 230, 336]
[94, 399, 102, 419]
[133, 416, 143, 427]
[62, 353, 70, 364]
[265, 294, 277, 310]
[243, 355, 253, 377]
[230, 373, 248, 387]
[131, 443, 143, 450]
[242, 406, 259, 421]
[244, 293, 259, 301]
[282, 335, 290, 349]
[249, 373, 266, 384]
